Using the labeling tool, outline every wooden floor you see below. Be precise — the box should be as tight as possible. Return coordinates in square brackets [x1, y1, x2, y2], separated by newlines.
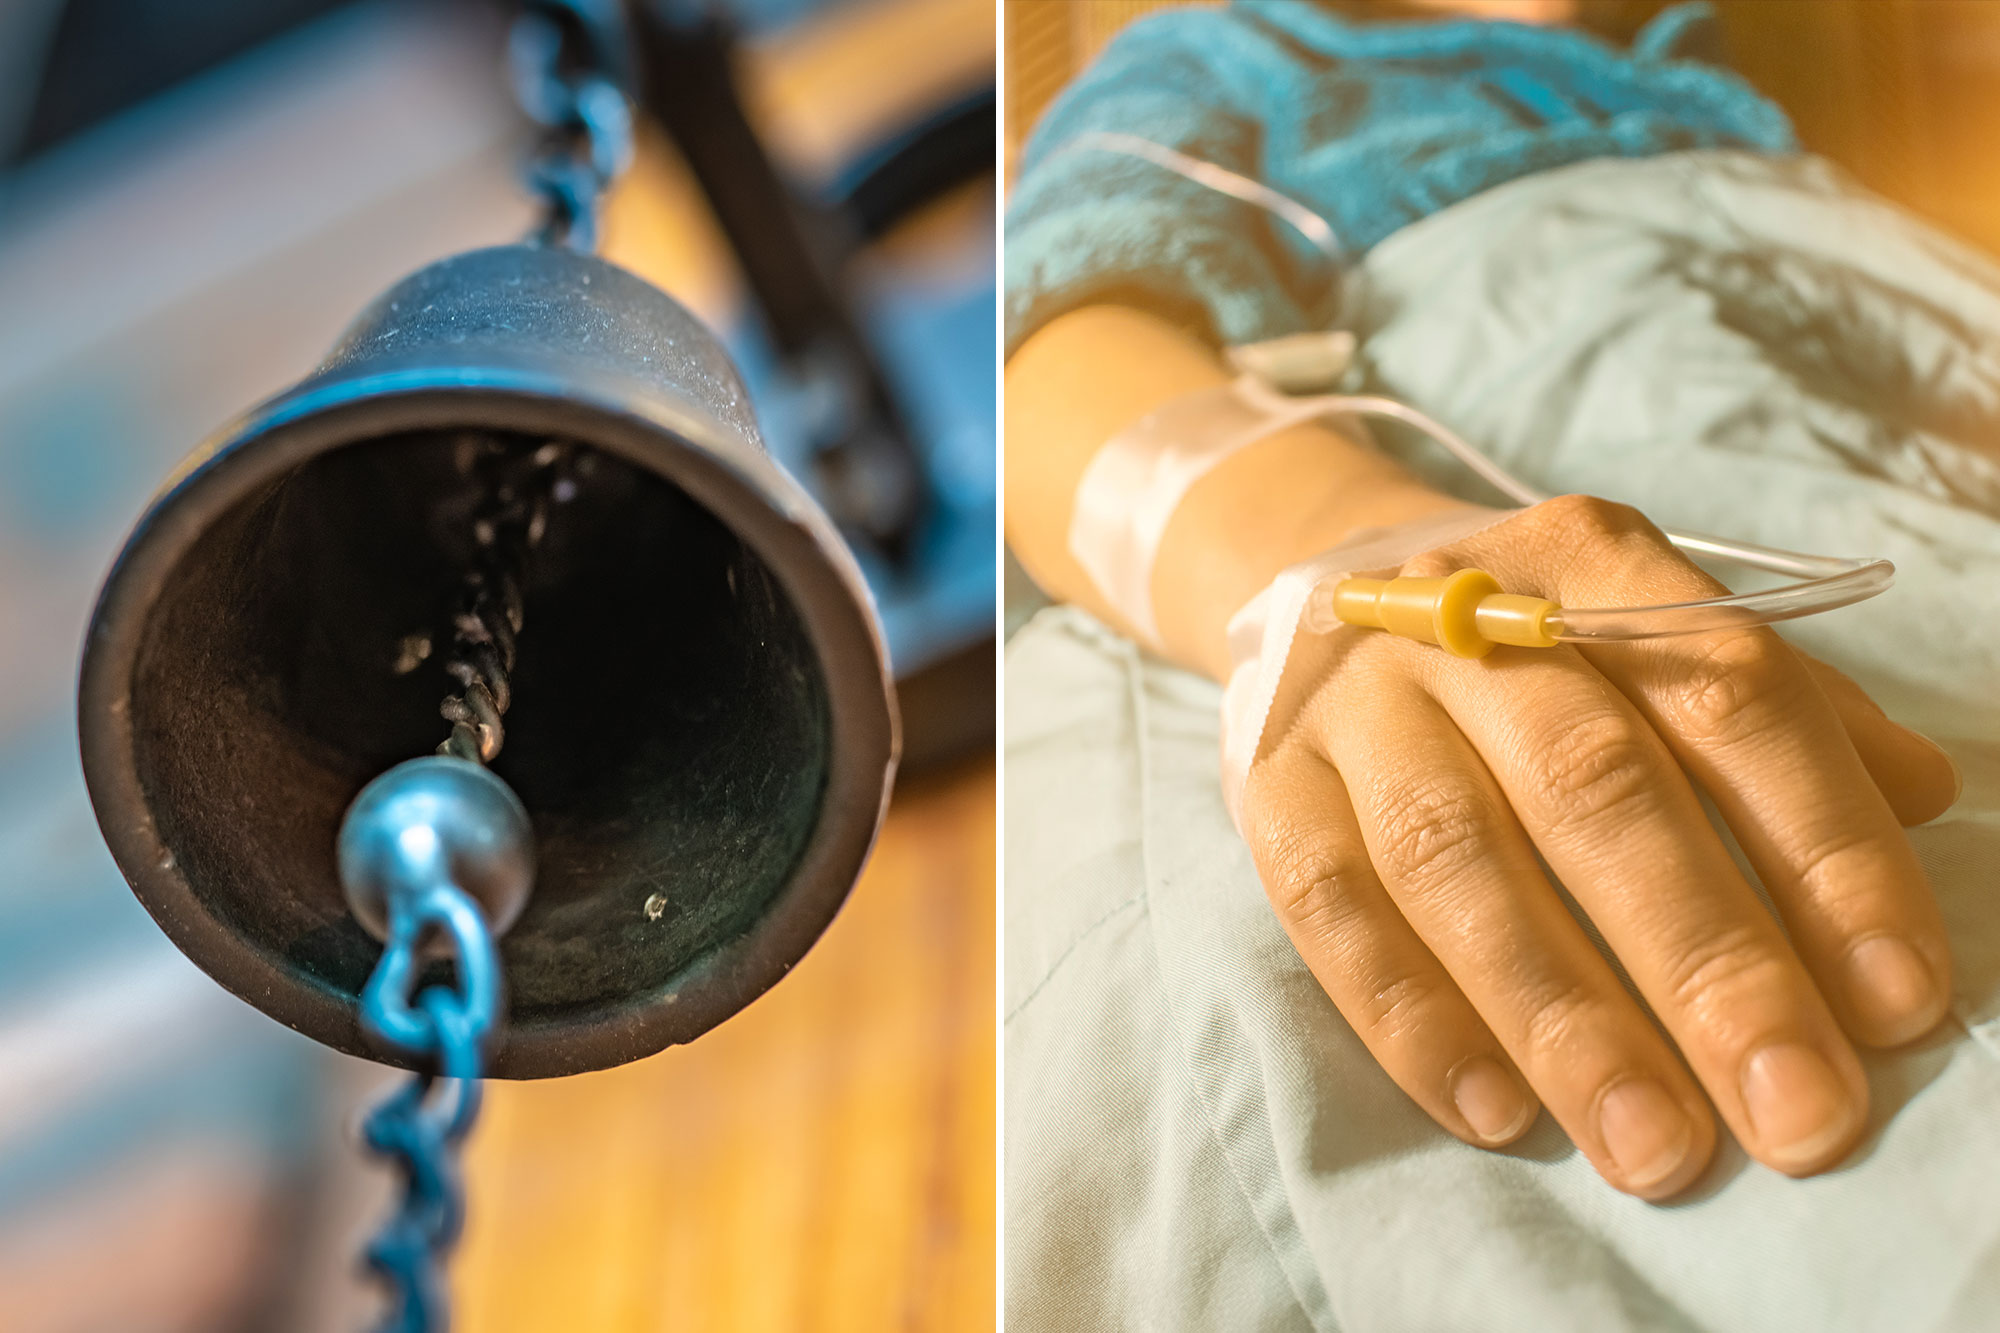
[452, 759, 996, 1331]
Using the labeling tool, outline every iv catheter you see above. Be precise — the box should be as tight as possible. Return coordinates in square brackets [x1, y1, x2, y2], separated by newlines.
[1055, 131, 1897, 658]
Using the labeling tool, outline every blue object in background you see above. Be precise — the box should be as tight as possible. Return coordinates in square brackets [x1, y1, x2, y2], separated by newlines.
[731, 256, 998, 677]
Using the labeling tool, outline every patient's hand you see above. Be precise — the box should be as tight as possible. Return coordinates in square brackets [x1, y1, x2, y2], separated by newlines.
[1240, 494, 1960, 1199]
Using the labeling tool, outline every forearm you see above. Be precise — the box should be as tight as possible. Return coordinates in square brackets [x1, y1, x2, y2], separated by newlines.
[1003, 303, 1468, 680]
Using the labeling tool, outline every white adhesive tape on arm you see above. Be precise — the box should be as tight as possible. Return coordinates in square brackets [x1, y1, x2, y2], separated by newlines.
[1068, 376, 1373, 648]
[1218, 506, 1517, 832]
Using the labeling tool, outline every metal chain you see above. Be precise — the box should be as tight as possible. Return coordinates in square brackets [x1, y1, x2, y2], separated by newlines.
[509, 0, 636, 253]
[346, 7, 623, 1327]
[437, 438, 575, 765]
[358, 884, 496, 1333]
[358, 435, 575, 1332]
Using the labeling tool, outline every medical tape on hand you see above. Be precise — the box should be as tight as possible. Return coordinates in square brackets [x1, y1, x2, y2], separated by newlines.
[1217, 506, 1518, 833]
[1068, 375, 1376, 648]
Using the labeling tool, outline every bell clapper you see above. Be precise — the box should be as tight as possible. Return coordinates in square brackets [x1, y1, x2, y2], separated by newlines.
[320, 1, 638, 1313]
[334, 431, 576, 1331]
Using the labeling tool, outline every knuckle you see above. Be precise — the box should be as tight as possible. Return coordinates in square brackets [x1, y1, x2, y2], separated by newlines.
[1357, 971, 1444, 1043]
[1246, 790, 1376, 931]
[1791, 824, 1883, 908]
[1526, 494, 1663, 582]
[1537, 492, 1648, 538]
[1668, 631, 1806, 743]
[1271, 842, 1376, 933]
[1529, 711, 1658, 830]
[1516, 978, 1600, 1061]
[1659, 924, 1792, 1026]
[1369, 776, 1492, 893]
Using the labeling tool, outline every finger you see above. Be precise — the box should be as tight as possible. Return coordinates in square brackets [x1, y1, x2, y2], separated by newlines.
[1243, 745, 1540, 1148]
[1305, 667, 1717, 1198]
[1416, 643, 1871, 1178]
[1589, 594, 1951, 1051]
[1797, 654, 1961, 827]
[1470, 497, 1953, 1050]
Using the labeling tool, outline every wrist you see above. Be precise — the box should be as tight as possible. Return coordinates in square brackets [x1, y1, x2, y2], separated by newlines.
[1151, 423, 1472, 678]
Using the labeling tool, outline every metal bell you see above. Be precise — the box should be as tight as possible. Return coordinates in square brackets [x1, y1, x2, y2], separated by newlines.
[78, 243, 898, 1079]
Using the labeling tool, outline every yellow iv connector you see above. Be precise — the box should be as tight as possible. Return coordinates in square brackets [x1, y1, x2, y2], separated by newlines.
[1331, 569, 1561, 658]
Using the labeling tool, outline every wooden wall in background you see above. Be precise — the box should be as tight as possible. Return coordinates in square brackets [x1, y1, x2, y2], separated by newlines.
[1720, 0, 2000, 256]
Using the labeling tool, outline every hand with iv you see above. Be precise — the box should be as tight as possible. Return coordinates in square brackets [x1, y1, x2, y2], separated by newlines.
[1006, 304, 1961, 1199]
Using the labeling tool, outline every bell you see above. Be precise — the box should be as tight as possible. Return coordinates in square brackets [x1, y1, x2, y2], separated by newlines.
[77, 243, 899, 1079]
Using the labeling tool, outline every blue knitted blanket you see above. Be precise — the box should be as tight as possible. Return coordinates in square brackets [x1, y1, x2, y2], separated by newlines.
[1004, 1, 1795, 355]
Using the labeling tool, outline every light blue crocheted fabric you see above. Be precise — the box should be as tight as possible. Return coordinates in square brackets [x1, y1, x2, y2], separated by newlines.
[1003, 1, 1796, 355]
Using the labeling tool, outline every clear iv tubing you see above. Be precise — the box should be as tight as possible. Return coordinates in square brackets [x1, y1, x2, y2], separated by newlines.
[1058, 132, 1897, 642]
[1287, 391, 1895, 641]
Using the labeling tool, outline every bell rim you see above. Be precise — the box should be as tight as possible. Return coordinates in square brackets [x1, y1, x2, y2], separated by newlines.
[79, 368, 899, 1079]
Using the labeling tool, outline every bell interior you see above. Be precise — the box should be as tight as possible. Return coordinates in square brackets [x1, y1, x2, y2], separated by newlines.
[129, 428, 831, 1029]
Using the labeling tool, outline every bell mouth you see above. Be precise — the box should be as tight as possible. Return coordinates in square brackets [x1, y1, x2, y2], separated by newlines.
[80, 384, 895, 1077]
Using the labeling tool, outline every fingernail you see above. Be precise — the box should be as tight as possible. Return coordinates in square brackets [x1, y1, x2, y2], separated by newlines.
[1451, 1056, 1534, 1143]
[1846, 934, 1945, 1046]
[1741, 1043, 1861, 1171]
[1598, 1078, 1693, 1190]
[1906, 729, 1963, 808]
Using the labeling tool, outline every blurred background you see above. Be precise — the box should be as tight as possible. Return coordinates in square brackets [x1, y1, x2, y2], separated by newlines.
[1005, 0, 2000, 256]
[0, 0, 994, 1328]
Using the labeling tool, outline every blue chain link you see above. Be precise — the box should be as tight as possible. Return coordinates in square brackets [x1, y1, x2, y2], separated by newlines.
[358, 878, 501, 1333]
[509, 0, 635, 253]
